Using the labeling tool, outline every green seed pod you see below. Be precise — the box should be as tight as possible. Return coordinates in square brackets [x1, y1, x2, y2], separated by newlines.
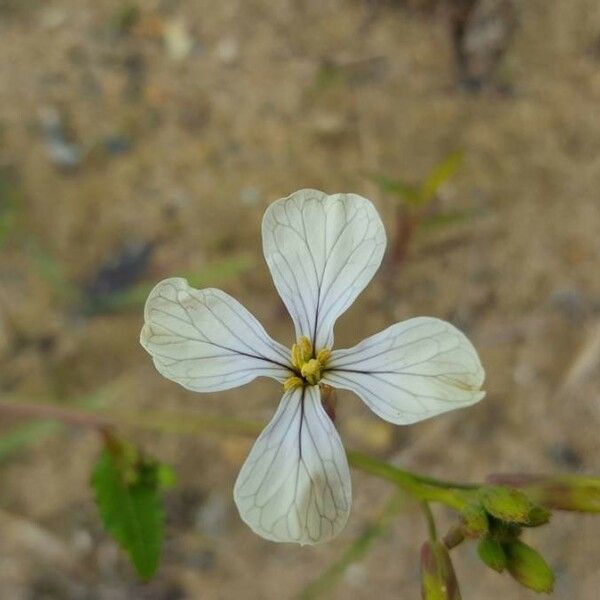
[420, 540, 462, 600]
[477, 536, 507, 573]
[505, 540, 555, 594]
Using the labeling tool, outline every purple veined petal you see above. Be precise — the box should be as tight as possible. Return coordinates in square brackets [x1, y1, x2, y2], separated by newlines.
[322, 317, 485, 425]
[262, 189, 386, 351]
[140, 278, 293, 392]
[233, 385, 352, 544]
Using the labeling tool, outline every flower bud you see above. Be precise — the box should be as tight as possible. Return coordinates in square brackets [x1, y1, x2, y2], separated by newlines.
[477, 536, 506, 573]
[480, 486, 550, 526]
[420, 540, 461, 600]
[525, 505, 551, 527]
[459, 502, 488, 537]
[505, 540, 554, 594]
[488, 474, 600, 513]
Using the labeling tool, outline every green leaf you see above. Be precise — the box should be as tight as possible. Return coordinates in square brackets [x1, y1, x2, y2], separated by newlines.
[420, 150, 464, 205]
[419, 208, 481, 232]
[91, 447, 167, 580]
[369, 174, 421, 206]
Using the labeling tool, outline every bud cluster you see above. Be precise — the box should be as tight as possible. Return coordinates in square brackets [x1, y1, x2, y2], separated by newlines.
[434, 483, 561, 595]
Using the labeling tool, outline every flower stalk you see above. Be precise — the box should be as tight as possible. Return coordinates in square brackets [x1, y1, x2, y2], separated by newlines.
[346, 450, 476, 510]
[0, 398, 474, 510]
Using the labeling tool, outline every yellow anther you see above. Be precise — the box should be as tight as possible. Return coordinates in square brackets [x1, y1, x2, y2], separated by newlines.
[301, 359, 322, 386]
[291, 336, 313, 370]
[283, 376, 304, 391]
[316, 348, 331, 367]
[287, 337, 331, 388]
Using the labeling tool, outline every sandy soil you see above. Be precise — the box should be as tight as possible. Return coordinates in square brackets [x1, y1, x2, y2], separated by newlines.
[1, 1, 600, 598]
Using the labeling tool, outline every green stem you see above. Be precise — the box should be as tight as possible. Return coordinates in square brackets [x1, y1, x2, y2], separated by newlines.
[421, 501, 437, 541]
[346, 450, 475, 510]
[0, 399, 478, 509]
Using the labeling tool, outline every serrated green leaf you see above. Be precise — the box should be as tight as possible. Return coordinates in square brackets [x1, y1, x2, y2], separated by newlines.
[91, 449, 165, 580]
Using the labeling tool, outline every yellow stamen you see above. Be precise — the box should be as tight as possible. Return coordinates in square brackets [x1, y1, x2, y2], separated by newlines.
[291, 336, 313, 370]
[316, 348, 331, 367]
[286, 338, 332, 388]
[301, 359, 322, 386]
[283, 376, 304, 391]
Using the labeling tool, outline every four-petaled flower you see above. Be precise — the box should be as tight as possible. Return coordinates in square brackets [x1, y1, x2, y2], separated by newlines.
[140, 189, 485, 545]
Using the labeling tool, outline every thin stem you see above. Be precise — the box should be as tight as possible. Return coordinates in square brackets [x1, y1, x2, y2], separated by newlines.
[420, 501, 437, 541]
[0, 399, 112, 431]
[0, 399, 479, 509]
[346, 450, 476, 509]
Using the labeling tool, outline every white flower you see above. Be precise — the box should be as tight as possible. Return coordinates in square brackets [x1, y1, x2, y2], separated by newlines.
[140, 189, 485, 545]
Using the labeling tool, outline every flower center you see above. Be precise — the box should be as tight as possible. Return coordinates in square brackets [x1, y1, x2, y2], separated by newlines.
[284, 336, 331, 390]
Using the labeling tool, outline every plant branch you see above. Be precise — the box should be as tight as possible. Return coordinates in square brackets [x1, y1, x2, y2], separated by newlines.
[346, 450, 476, 509]
[420, 501, 437, 541]
[0, 399, 112, 431]
[0, 399, 476, 509]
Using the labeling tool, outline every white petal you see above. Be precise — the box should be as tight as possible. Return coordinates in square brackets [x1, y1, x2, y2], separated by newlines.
[322, 317, 485, 425]
[233, 386, 351, 545]
[140, 278, 292, 392]
[262, 189, 386, 350]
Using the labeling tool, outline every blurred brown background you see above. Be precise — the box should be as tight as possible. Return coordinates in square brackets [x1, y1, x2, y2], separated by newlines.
[1, 0, 600, 598]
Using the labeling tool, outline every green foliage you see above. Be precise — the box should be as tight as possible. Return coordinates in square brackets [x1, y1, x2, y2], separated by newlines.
[371, 174, 421, 206]
[420, 150, 464, 205]
[91, 440, 173, 580]
[371, 150, 465, 209]
[419, 208, 482, 231]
